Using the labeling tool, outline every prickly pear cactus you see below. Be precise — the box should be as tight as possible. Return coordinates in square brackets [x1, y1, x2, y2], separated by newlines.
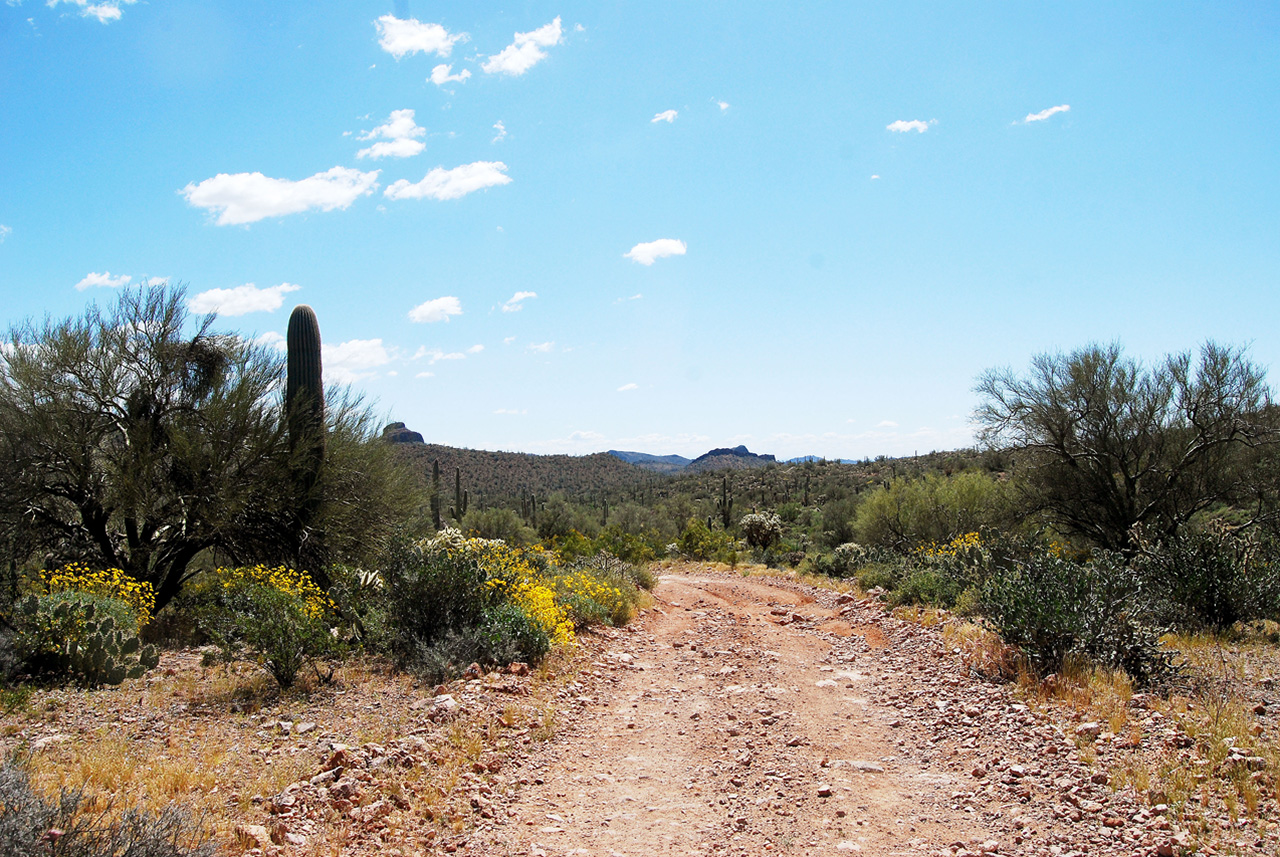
[16, 594, 159, 687]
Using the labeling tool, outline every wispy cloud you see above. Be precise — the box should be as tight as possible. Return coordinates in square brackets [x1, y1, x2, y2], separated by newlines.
[870, 174, 880, 180]
[503, 336, 516, 345]
[188, 282, 300, 316]
[528, 341, 554, 354]
[624, 238, 686, 266]
[467, 344, 484, 354]
[323, 338, 392, 384]
[617, 383, 638, 392]
[253, 331, 286, 353]
[356, 109, 426, 160]
[374, 15, 466, 59]
[48, 0, 136, 23]
[491, 120, 507, 143]
[886, 119, 936, 133]
[1023, 104, 1070, 123]
[429, 63, 471, 86]
[502, 290, 536, 312]
[614, 293, 643, 304]
[876, 420, 899, 428]
[415, 347, 466, 364]
[482, 16, 562, 76]
[74, 271, 130, 291]
[0, 225, 10, 242]
[416, 371, 435, 378]
[384, 161, 511, 201]
[651, 109, 677, 124]
[408, 296, 462, 323]
[716, 100, 729, 111]
[181, 167, 379, 225]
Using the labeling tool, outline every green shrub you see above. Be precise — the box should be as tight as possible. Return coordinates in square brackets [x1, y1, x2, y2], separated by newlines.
[890, 568, 967, 608]
[676, 518, 736, 562]
[1133, 527, 1280, 631]
[982, 551, 1173, 685]
[197, 566, 338, 690]
[854, 471, 1015, 551]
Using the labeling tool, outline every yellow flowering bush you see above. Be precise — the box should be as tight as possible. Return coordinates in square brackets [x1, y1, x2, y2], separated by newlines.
[211, 564, 334, 620]
[916, 531, 983, 560]
[200, 565, 338, 689]
[42, 562, 155, 630]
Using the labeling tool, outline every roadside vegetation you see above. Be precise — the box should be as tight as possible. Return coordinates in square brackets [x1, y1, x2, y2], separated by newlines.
[1, 287, 1277, 852]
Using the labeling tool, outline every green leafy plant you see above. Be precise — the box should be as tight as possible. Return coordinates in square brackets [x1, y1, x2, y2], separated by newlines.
[199, 565, 338, 689]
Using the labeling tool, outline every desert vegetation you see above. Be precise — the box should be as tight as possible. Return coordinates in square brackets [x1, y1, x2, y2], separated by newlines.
[1, 291, 1277, 853]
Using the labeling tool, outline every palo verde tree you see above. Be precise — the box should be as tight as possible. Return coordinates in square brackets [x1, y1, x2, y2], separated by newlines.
[974, 341, 1276, 553]
[0, 286, 299, 609]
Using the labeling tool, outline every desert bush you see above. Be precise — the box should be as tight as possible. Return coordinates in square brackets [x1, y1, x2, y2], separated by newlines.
[981, 550, 1173, 685]
[197, 565, 338, 689]
[462, 507, 534, 545]
[0, 755, 214, 857]
[853, 472, 1015, 552]
[806, 542, 869, 578]
[380, 531, 570, 681]
[676, 518, 737, 563]
[1132, 526, 1280, 631]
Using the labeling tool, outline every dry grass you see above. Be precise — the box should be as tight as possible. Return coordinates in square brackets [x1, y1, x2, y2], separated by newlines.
[0, 638, 602, 854]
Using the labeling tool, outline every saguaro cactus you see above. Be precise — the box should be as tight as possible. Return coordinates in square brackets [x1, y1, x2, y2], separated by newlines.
[717, 475, 734, 529]
[431, 459, 442, 531]
[286, 305, 326, 570]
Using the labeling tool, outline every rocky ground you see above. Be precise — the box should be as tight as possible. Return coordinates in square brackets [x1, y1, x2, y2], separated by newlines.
[464, 570, 1270, 857]
[4, 567, 1275, 856]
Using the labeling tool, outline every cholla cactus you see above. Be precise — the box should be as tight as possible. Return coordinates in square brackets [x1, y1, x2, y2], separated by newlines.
[739, 511, 782, 550]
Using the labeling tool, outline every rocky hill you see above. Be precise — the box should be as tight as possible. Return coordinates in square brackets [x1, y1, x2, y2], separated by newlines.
[687, 445, 776, 473]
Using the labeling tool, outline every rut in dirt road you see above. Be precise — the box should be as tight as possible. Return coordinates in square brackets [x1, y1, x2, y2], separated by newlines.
[464, 570, 1169, 857]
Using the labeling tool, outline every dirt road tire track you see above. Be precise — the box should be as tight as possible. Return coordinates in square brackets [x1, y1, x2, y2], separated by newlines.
[463, 569, 1182, 857]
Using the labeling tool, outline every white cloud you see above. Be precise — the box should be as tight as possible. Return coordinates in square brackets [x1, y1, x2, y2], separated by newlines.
[482, 16, 562, 76]
[624, 238, 686, 266]
[415, 347, 465, 364]
[430, 63, 472, 86]
[181, 167, 379, 226]
[144, 276, 169, 286]
[617, 383, 638, 392]
[188, 282, 300, 316]
[0, 225, 10, 242]
[467, 344, 484, 354]
[651, 109, 678, 124]
[502, 290, 536, 312]
[870, 174, 880, 180]
[569, 430, 603, 442]
[614, 293, 643, 303]
[416, 371, 435, 378]
[48, 0, 135, 23]
[886, 119, 936, 133]
[254, 331, 287, 352]
[528, 341, 554, 353]
[876, 420, 899, 428]
[716, 100, 729, 111]
[356, 109, 426, 160]
[374, 15, 465, 59]
[1024, 104, 1070, 123]
[503, 336, 516, 345]
[323, 338, 392, 384]
[75, 271, 131, 291]
[491, 120, 507, 143]
[408, 296, 462, 323]
[385, 161, 511, 201]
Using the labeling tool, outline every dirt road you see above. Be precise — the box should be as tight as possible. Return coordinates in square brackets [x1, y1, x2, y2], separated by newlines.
[463, 569, 1175, 857]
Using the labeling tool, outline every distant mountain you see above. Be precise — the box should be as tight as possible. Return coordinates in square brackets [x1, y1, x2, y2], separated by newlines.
[381, 422, 425, 444]
[606, 450, 693, 474]
[687, 445, 776, 473]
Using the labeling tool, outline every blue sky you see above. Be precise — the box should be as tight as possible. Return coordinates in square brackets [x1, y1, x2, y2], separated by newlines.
[2, 2, 1278, 460]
